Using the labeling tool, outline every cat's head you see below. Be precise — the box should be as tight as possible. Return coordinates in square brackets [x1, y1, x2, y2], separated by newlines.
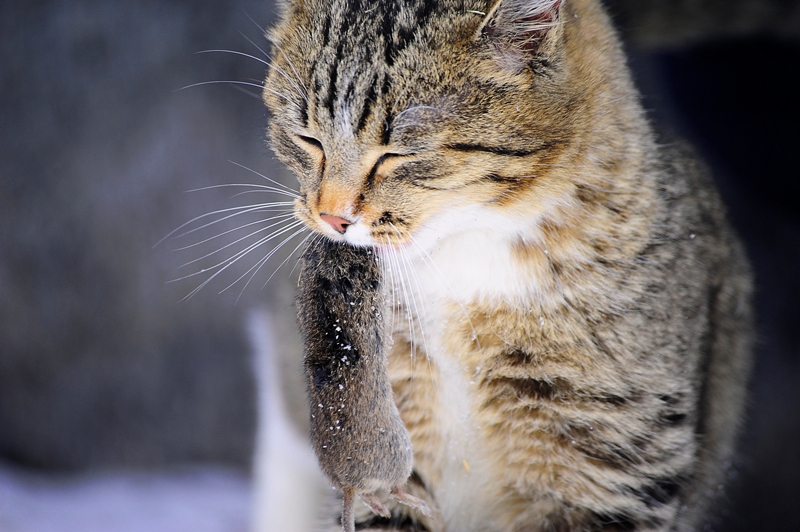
[265, 0, 627, 254]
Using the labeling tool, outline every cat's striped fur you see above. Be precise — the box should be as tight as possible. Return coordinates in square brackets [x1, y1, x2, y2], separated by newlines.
[263, 0, 753, 530]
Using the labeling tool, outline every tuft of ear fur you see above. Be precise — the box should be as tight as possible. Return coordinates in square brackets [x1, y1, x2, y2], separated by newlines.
[480, 0, 563, 55]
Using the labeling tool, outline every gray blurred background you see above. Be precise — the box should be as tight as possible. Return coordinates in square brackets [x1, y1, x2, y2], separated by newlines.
[1, 0, 798, 530]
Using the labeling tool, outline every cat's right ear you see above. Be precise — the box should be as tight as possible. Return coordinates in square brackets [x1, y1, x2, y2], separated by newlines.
[477, 0, 563, 65]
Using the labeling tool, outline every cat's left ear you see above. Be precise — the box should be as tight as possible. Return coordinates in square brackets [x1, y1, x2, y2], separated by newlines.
[477, 0, 563, 57]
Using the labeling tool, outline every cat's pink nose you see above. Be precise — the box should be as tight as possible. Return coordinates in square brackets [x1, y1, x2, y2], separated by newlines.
[320, 214, 352, 234]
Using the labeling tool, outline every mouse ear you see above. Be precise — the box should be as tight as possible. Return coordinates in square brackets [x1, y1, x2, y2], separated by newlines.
[478, 0, 563, 55]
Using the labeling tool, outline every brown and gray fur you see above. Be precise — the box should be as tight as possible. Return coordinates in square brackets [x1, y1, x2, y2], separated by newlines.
[264, 0, 753, 530]
[297, 239, 429, 531]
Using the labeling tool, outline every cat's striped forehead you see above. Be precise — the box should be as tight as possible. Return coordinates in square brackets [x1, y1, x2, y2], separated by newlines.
[279, 0, 490, 140]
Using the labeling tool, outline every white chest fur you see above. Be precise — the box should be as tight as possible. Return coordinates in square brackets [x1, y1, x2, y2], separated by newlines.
[389, 203, 547, 306]
[382, 205, 547, 530]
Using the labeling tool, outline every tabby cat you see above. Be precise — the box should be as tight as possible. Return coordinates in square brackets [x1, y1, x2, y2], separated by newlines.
[262, 0, 753, 530]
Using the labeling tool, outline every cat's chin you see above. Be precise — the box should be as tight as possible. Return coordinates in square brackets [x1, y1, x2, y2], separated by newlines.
[336, 221, 375, 248]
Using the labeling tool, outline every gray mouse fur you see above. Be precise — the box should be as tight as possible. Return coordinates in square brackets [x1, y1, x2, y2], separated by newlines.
[297, 238, 430, 531]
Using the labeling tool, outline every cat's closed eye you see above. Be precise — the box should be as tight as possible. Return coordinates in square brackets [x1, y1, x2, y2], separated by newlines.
[365, 152, 408, 186]
[295, 134, 324, 153]
[293, 134, 326, 174]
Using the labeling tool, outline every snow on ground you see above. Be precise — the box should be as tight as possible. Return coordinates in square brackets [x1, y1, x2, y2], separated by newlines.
[0, 464, 252, 532]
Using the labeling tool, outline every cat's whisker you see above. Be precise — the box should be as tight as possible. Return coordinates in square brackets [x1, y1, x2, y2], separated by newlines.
[386, 238, 417, 363]
[176, 80, 302, 111]
[170, 203, 294, 242]
[155, 202, 294, 247]
[289, 233, 323, 278]
[175, 79, 262, 91]
[245, 38, 308, 103]
[171, 220, 307, 301]
[178, 218, 305, 269]
[172, 212, 297, 251]
[389, 224, 432, 361]
[256, 229, 316, 292]
[170, 221, 304, 286]
[239, 30, 272, 62]
[386, 242, 415, 366]
[186, 182, 300, 199]
[396, 239, 439, 382]
[229, 85, 263, 100]
[237, 32, 309, 103]
[225, 225, 310, 302]
[383, 243, 407, 359]
[268, 40, 310, 102]
[228, 189, 294, 200]
[392, 105, 452, 127]
[399, 244, 434, 378]
[243, 11, 267, 35]
[379, 239, 396, 344]
[196, 48, 308, 104]
[196, 49, 269, 66]
[226, 160, 301, 195]
[378, 236, 399, 350]
[406, 233, 482, 350]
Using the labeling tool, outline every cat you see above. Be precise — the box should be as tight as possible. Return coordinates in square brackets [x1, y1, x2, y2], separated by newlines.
[261, 0, 753, 530]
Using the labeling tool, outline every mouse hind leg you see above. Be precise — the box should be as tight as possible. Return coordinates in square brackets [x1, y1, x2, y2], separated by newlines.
[359, 493, 392, 519]
[321, 481, 439, 532]
[390, 487, 432, 517]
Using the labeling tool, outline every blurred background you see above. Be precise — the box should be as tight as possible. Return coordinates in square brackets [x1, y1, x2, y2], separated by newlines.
[0, 0, 798, 530]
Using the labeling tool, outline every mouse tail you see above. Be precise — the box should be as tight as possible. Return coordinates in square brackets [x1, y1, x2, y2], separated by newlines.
[341, 488, 356, 532]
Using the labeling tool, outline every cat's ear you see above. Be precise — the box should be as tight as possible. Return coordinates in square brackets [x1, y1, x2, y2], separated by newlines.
[478, 0, 563, 56]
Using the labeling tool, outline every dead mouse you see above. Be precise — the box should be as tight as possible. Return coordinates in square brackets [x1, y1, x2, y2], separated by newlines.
[297, 238, 431, 531]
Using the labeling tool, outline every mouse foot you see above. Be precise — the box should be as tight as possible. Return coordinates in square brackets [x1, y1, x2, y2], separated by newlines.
[360, 493, 392, 518]
[390, 487, 432, 517]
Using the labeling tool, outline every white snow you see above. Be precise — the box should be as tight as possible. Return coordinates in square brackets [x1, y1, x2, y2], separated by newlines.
[0, 464, 251, 532]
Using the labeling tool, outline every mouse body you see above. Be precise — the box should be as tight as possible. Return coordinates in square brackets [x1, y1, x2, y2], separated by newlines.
[297, 239, 429, 531]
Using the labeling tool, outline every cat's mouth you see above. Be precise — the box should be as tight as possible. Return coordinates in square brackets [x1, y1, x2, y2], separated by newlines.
[294, 196, 427, 253]
[300, 208, 414, 251]
[305, 211, 393, 249]
[325, 219, 416, 254]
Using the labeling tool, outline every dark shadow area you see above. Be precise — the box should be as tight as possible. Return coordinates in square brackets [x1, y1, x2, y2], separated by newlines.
[639, 37, 800, 532]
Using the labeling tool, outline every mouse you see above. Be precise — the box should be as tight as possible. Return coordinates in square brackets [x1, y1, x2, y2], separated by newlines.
[296, 238, 431, 532]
